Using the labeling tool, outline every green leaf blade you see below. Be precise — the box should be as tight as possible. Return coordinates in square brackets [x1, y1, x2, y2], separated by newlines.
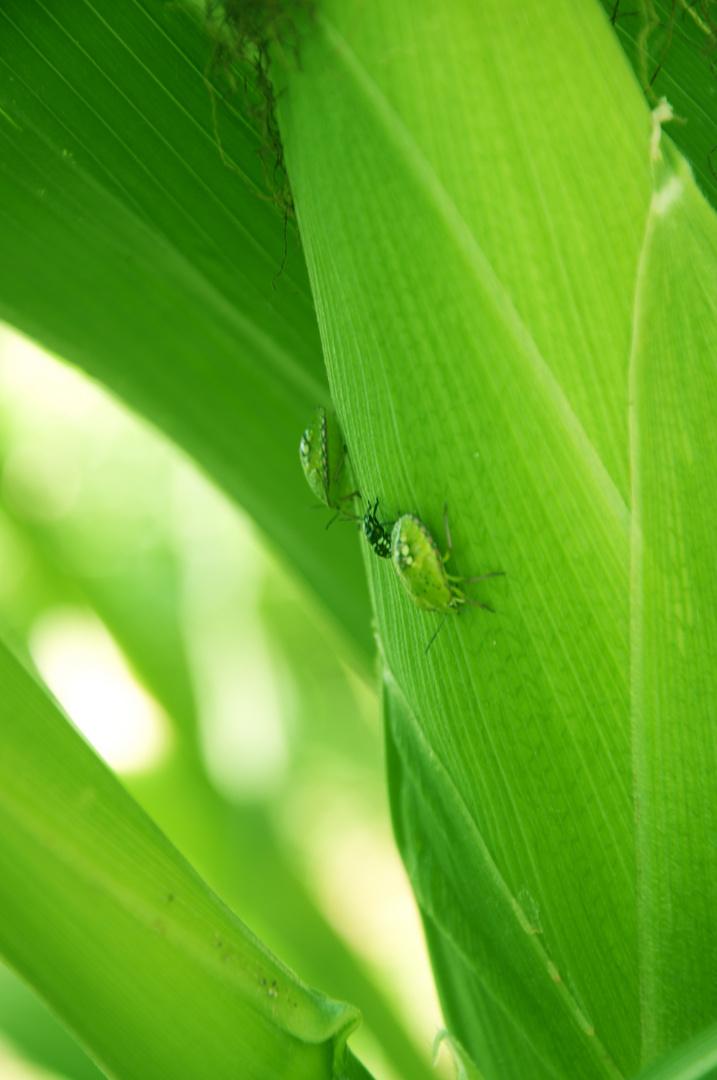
[0, 0, 373, 662]
[630, 144, 717, 1060]
[271, 1, 684, 1076]
[630, 1022, 717, 1080]
[0, 635, 368, 1080]
[383, 676, 623, 1080]
[601, 0, 717, 217]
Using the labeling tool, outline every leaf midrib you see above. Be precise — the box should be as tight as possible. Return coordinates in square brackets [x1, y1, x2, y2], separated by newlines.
[319, 12, 631, 537]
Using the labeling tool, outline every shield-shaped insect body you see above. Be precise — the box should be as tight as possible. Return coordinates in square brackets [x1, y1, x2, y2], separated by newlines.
[361, 500, 503, 650]
[390, 507, 504, 651]
[391, 515, 455, 611]
[300, 406, 359, 521]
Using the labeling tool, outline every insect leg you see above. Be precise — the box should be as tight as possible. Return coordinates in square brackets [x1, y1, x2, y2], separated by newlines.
[464, 597, 495, 611]
[440, 503, 455, 565]
[443, 503, 452, 551]
[424, 613, 448, 655]
[332, 445, 347, 484]
[338, 492, 361, 516]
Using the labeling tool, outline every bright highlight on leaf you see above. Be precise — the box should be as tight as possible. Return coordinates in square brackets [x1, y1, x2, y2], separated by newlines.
[29, 608, 170, 774]
[0, 636, 369, 1080]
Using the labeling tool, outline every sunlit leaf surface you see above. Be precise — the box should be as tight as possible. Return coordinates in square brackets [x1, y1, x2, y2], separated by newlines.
[275, 1, 717, 1076]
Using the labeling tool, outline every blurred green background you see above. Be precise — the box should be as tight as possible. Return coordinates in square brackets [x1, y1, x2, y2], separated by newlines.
[0, 323, 447, 1080]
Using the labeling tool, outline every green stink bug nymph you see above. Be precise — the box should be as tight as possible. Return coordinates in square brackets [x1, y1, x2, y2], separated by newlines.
[371, 503, 503, 653]
[300, 406, 359, 525]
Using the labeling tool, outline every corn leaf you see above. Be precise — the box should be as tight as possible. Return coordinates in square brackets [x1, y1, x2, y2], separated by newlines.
[601, 0, 717, 214]
[630, 1022, 717, 1080]
[0, 632, 373, 1080]
[274, 1, 717, 1076]
[0, 0, 372, 661]
[0, 493, 431, 1080]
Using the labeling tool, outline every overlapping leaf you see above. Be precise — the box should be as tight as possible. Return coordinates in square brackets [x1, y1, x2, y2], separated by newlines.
[602, 0, 717, 214]
[274, 1, 717, 1076]
[0, 0, 372, 661]
[0, 633, 373, 1080]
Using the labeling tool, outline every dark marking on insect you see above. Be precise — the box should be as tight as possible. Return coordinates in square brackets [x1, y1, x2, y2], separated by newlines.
[363, 498, 392, 558]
